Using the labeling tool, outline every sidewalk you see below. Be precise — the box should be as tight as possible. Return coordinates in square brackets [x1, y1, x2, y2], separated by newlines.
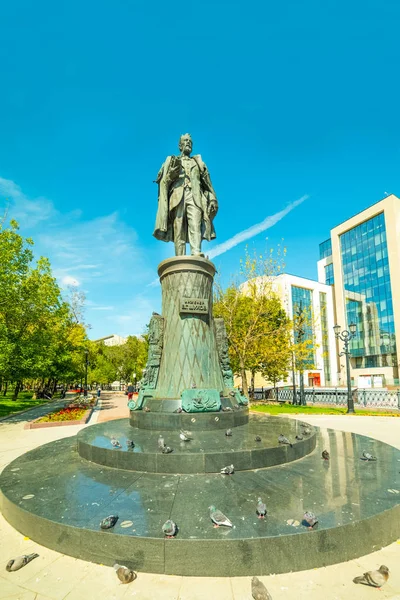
[0, 412, 399, 598]
[96, 392, 129, 423]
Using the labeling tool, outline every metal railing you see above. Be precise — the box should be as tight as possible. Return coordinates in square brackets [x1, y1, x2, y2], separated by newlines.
[250, 387, 400, 409]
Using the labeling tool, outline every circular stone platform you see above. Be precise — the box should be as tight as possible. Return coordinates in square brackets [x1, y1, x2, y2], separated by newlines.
[1, 417, 400, 577]
[76, 415, 317, 473]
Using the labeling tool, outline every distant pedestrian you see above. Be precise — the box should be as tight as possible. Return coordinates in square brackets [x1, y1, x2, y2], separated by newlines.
[97, 387, 101, 398]
[127, 382, 134, 400]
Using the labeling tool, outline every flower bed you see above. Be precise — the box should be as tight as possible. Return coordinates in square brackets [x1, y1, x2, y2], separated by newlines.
[38, 406, 88, 423]
[25, 399, 97, 429]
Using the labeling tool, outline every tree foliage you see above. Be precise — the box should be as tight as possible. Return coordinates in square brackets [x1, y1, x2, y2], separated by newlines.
[213, 246, 291, 397]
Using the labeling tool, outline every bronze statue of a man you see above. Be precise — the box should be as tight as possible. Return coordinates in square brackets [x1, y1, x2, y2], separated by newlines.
[153, 134, 218, 256]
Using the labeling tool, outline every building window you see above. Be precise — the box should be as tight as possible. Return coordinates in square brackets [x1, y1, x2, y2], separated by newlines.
[291, 286, 314, 366]
[319, 292, 331, 385]
[339, 212, 397, 368]
[319, 238, 332, 259]
[324, 263, 334, 285]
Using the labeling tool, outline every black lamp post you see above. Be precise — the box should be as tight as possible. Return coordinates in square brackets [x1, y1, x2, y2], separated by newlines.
[84, 348, 89, 398]
[333, 322, 357, 414]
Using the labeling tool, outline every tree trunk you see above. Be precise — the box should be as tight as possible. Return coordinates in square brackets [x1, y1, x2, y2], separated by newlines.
[250, 370, 255, 400]
[12, 380, 22, 401]
[3, 381, 8, 396]
[240, 358, 249, 398]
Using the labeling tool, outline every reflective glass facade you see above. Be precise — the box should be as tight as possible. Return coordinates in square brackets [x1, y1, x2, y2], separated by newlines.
[291, 286, 314, 366]
[324, 263, 334, 285]
[319, 239, 332, 259]
[340, 212, 397, 368]
[319, 292, 331, 384]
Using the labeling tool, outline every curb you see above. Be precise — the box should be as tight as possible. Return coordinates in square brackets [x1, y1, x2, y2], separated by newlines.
[25, 405, 95, 430]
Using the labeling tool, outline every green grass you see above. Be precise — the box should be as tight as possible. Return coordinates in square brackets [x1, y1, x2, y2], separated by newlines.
[251, 403, 400, 417]
[0, 391, 53, 419]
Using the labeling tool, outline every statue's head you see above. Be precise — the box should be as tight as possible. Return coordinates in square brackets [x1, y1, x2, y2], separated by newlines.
[179, 133, 192, 156]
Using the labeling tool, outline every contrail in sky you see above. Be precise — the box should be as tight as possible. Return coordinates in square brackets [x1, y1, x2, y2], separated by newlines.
[147, 195, 308, 286]
[208, 195, 309, 259]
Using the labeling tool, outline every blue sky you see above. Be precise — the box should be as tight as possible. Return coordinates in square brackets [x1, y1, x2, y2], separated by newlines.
[0, 0, 399, 339]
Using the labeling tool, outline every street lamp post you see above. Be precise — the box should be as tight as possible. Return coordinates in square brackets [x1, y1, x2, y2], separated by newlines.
[333, 322, 357, 414]
[84, 349, 89, 398]
[133, 373, 137, 391]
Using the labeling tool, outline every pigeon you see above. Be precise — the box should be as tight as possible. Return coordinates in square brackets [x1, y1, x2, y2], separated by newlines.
[6, 553, 39, 572]
[162, 519, 178, 538]
[303, 511, 318, 529]
[229, 390, 236, 397]
[353, 565, 389, 587]
[234, 404, 241, 410]
[295, 434, 303, 441]
[225, 428, 233, 437]
[361, 451, 377, 461]
[256, 497, 267, 518]
[162, 446, 173, 454]
[251, 576, 273, 600]
[322, 450, 330, 460]
[126, 439, 135, 449]
[255, 435, 262, 442]
[114, 563, 137, 584]
[174, 407, 183, 413]
[143, 406, 151, 412]
[179, 429, 192, 441]
[222, 406, 233, 412]
[220, 464, 234, 475]
[158, 434, 165, 450]
[100, 515, 119, 529]
[209, 505, 233, 527]
[278, 434, 293, 447]
[302, 427, 312, 435]
[111, 437, 122, 448]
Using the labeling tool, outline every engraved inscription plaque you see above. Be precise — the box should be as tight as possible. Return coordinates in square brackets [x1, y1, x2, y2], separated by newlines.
[180, 297, 209, 314]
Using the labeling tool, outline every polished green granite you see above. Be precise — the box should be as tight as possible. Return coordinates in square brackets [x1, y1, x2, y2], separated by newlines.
[1, 424, 399, 576]
[77, 415, 316, 473]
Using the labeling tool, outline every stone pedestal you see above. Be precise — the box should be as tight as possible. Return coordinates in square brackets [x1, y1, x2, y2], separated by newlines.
[155, 255, 224, 399]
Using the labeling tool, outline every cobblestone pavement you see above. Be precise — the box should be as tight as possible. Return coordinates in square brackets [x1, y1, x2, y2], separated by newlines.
[0, 410, 399, 599]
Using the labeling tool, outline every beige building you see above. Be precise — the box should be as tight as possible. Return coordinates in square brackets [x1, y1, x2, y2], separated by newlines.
[317, 193, 400, 388]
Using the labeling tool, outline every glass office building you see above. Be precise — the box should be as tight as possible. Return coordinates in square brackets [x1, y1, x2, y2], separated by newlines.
[339, 212, 396, 368]
[317, 194, 400, 386]
[291, 285, 314, 366]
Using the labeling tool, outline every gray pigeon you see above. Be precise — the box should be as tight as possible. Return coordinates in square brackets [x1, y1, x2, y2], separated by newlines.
[256, 497, 267, 518]
[162, 519, 178, 538]
[111, 437, 122, 448]
[126, 439, 135, 449]
[322, 450, 330, 460]
[361, 451, 377, 461]
[100, 515, 119, 529]
[143, 406, 151, 412]
[174, 407, 183, 413]
[179, 429, 192, 441]
[278, 433, 292, 447]
[220, 464, 234, 475]
[162, 445, 173, 454]
[353, 565, 389, 587]
[251, 576, 273, 600]
[114, 563, 137, 584]
[303, 511, 318, 529]
[295, 434, 303, 440]
[222, 406, 233, 412]
[255, 435, 262, 442]
[6, 553, 39, 572]
[158, 434, 165, 450]
[225, 428, 233, 436]
[209, 505, 233, 527]
[302, 427, 311, 435]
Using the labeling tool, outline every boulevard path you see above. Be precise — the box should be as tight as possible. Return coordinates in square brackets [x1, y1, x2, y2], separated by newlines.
[0, 396, 399, 599]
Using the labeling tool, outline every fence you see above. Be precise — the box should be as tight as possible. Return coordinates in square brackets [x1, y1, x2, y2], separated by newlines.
[251, 387, 400, 409]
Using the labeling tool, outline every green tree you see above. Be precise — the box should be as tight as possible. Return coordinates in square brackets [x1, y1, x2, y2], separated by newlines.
[214, 246, 290, 397]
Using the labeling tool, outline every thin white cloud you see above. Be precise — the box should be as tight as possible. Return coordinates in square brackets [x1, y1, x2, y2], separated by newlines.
[91, 306, 114, 311]
[62, 275, 80, 286]
[0, 176, 56, 227]
[208, 195, 308, 259]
